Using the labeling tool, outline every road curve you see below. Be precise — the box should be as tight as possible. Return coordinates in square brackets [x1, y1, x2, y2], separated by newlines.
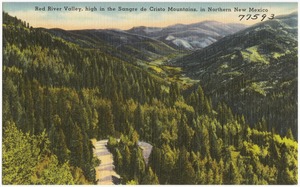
[93, 139, 120, 185]
[93, 139, 153, 185]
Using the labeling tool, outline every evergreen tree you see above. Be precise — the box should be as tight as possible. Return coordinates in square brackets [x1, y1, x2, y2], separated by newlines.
[277, 144, 297, 184]
[3, 122, 74, 184]
[134, 104, 144, 135]
[69, 124, 84, 168]
[223, 161, 241, 184]
[130, 147, 145, 182]
[141, 167, 159, 184]
[171, 147, 195, 184]
[49, 123, 69, 163]
[285, 128, 294, 140]
[149, 146, 162, 180]
[177, 114, 194, 150]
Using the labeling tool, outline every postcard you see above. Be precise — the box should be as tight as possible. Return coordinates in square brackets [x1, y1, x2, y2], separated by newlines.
[2, 1, 298, 185]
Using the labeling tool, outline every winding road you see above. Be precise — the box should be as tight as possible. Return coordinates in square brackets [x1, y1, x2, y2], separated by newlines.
[93, 139, 152, 185]
[93, 140, 120, 185]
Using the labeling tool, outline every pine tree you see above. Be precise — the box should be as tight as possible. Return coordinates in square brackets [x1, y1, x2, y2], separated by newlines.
[244, 165, 258, 184]
[134, 104, 144, 135]
[223, 161, 241, 184]
[50, 124, 69, 163]
[285, 128, 294, 140]
[177, 114, 194, 150]
[32, 155, 74, 184]
[149, 146, 162, 180]
[171, 147, 195, 184]
[169, 82, 180, 105]
[3, 122, 75, 184]
[130, 147, 145, 182]
[122, 145, 131, 181]
[3, 122, 38, 184]
[114, 149, 123, 174]
[69, 124, 84, 168]
[277, 144, 297, 184]
[141, 167, 159, 184]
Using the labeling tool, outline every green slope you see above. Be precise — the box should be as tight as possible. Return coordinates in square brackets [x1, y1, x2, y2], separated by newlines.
[2, 11, 297, 185]
[46, 28, 177, 63]
[175, 12, 298, 138]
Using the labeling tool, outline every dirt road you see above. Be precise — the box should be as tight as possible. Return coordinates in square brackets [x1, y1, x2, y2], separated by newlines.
[93, 139, 153, 185]
[93, 139, 120, 185]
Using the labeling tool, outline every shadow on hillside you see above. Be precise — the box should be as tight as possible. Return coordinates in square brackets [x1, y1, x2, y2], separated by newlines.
[112, 176, 121, 184]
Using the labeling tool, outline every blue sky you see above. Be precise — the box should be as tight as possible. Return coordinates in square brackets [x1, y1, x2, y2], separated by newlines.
[3, 2, 298, 30]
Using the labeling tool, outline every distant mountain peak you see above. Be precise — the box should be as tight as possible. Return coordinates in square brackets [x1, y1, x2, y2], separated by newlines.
[127, 20, 246, 50]
[172, 13, 297, 135]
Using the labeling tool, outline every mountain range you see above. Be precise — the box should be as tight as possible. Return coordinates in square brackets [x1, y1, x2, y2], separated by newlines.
[174, 12, 298, 137]
[45, 13, 297, 137]
[127, 21, 246, 50]
[45, 20, 247, 64]
[46, 28, 176, 63]
[2, 9, 298, 185]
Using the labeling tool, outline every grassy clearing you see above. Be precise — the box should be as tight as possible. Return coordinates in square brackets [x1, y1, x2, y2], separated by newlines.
[272, 52, 285, 59]
[241, 46, 269, 64]
[224, 71, 243, 77]
[145, 53, 199, 90]
[247, 81, 270, 96]
[149, 65, 164, 73]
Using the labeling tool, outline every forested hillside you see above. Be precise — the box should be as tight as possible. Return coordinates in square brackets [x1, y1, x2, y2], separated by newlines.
[175, 12, 298, 139]
[46, 28, 177, 63]
[2, 12, 298, 185]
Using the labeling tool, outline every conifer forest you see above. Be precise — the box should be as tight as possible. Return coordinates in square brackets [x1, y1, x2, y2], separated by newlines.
[2, 8, 298, 185]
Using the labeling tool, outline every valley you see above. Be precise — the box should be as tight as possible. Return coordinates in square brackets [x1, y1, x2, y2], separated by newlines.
[173, 11, 298, 138]
[2, 10, 298, 185]
[143, 54, 200, 89]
